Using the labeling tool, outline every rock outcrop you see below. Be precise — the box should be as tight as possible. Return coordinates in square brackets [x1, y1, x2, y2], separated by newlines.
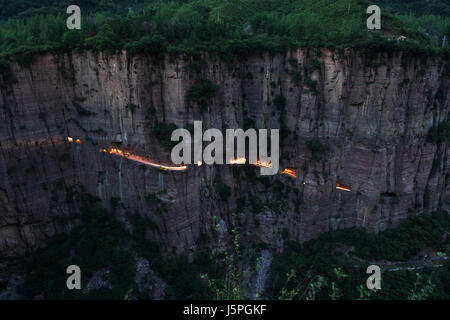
[0, 49, 449, 258]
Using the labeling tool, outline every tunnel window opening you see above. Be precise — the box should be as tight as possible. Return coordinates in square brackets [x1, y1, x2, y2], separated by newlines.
[381, 192, 398, 198]
[336, 183, 351, 192]
[230, 158, 246, 164]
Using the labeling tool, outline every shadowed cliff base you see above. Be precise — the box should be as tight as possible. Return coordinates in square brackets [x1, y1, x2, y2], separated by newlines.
[1, 197, 448, 300]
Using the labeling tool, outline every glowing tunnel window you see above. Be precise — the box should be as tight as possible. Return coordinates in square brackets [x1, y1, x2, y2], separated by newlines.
[110, 147, 124, 156]
[336, 183, 351, 192]
[281, 168, 298, 178]
[230, 158, 246, 164]
[254, 160, 272, 168]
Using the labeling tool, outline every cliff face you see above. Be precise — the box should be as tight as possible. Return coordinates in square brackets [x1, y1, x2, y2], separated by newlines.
[0, 49, 449, 258]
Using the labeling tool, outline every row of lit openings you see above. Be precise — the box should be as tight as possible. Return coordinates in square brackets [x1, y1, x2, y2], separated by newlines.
[67, 137, 351, 191]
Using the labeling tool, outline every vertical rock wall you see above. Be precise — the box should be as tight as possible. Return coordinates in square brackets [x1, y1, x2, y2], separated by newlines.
[0, 49, 448, 257]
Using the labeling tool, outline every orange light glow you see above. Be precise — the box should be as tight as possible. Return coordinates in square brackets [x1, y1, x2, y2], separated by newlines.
[109, 146, 187, 171]
[110, 147, 124, 156]
[230, 158, 246, 164]
[75, 139, 82, 144]
[67, 137, 73, 142]
[282, 168, 298, 178]
[336, 183, 351, 192]
[254, 160, 272, 168]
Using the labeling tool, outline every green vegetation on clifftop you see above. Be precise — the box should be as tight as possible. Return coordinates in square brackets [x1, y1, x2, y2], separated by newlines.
[0, 0, 449, 66]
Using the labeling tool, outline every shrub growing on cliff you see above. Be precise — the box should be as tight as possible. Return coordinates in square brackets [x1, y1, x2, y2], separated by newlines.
[153, 122, 178, 149]
[310, 59, 322, 71]
[305, 77, 318, 93]
[126, 103, 139, 114]
[187, 79, 219, 112]
[273, 94, 287, 110]
[217, 183, 232, 201]
[427, 122, 450, 144]
[63, 30, 84, 50]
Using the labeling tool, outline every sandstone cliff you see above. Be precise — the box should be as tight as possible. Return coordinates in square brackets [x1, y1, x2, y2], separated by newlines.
[0, 49, 449, 258]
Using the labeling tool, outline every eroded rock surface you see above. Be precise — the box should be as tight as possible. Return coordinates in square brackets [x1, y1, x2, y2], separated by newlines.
[0, 49, 449, 257]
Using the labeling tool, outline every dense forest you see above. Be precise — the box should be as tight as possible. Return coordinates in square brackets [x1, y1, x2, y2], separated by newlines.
[19, 193, 450, 300]
[0, 0, 449, 67]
